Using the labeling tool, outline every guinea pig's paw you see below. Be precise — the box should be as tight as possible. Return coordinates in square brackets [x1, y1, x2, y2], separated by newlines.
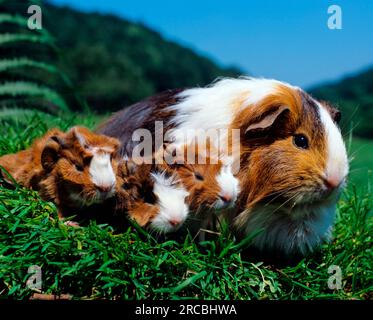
[63, 220, 81, 228]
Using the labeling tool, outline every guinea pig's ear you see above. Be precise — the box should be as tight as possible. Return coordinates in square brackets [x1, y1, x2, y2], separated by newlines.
[162, 144, 186, 168]
[244, 105, 290, 136]
[41, 136, 63, 171]
[123, 159, 138, 175]
[321, 101, 341, 124]
[109, 137, 120, 153]
[69, 126, 89, 149]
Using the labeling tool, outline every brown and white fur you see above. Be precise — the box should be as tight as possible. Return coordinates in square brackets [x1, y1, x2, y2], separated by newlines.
[113, 145, 239, 234]
[114, 159, 189, 234]
[158, 144, 240, 212]
[160, 145, 241, 240]
[98, 77, 349, 256]
[0, 126, 120, 218]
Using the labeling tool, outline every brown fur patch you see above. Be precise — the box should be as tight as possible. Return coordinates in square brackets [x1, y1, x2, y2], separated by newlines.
[157, 144, 227, 211]
[97, 88, 184, 157]
[232, 87, 328, 228]
[113, 160, 159, 227]
[0, 127, 120, 218]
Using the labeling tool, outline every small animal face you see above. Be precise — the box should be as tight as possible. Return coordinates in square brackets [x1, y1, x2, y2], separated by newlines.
[41, 126, 119, 207]
[232, 83, 349, 255]
[114, 161, 189, 234]
[173, 159, 240, 211]
[160, 145, 240, 212]
[149, 171, 189, 233]
[235, 87, 348, 216]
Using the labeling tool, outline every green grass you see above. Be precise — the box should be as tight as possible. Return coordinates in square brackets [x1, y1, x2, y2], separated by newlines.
[347, 137, 373, 188]
[0, 110, 372, 300]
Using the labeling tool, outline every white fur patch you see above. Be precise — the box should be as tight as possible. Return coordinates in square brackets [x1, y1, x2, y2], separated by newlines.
[150, 172, 189, 233]
[89, 152, 116, 189]
[215, 161, 240, 209]
[239, 202, 336, 255]
[317, 103, 349, 184]
[166, 77, 296, 150]
[73, 127, 87, 148]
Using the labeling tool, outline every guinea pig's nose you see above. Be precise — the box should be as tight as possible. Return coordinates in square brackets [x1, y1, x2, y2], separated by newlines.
[219, 194, 232, 204]
[96, 184, 113, 193]
[169, 219, 181, 228]
[324, 176, 341, 191]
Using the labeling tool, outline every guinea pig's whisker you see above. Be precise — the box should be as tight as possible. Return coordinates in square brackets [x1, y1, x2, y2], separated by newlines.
[186, 216, 202, 222]
[206, 204, 215, 210]
[193, 206, 203, 215]
[339, 105, 359, 132]
[271, 193, 300, 214]
[347, 168, 365, 174]
[347, 145, 367, 163]
[342, 120, 360, 139]
[264, 186, 301, 207]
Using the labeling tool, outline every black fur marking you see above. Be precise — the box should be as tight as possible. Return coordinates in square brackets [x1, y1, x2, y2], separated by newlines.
[97, 88, 184, 157]
[298, 90, 324, 142]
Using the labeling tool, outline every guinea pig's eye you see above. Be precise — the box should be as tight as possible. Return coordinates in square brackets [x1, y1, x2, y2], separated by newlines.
[121, 182, 130, 190]
[75, 163, 84, 172]
[194, 172, 204, 181]
[293, 134, 309, 149]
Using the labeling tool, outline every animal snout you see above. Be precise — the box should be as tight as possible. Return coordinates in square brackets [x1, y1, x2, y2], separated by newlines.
[168, 218, 182, 228]
[219, 193, 232, 204]
[323, 175, 343, 191]
[96, 184, 114, 194]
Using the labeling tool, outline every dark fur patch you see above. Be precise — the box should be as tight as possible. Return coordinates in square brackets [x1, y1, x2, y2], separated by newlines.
[97, 88, 184, 157]
[298, 90, 324, 143]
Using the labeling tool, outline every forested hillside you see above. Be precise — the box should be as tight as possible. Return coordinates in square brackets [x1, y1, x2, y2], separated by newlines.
[42, 2, 240, 112]
[39, 2, 373, 138]
[1, 1, 371, 139]
[310, 67, 373, 138]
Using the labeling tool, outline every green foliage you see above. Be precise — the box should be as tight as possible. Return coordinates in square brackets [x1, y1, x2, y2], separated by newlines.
[0, 109, 100, 155]
[0, 1, 83, 113]
[347, 137, 373, 187]
[310, 67, 373, 139]
[42, 3, 241, 112]
[0, 58, 58, 74]
[0, 0, 371, 301]
[0, 81, 69, 112]
[0, 111, 371, 300]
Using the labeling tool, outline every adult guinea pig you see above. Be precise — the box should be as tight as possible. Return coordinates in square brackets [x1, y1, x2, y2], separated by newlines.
[97, 77, 349, 256]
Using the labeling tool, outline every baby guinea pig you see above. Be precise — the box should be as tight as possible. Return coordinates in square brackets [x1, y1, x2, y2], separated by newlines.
[38, 126, 120, 218]
[0, 128, 62, 187]
[114, 159, 189, 234]
[0, 126, 120, 218]
[159, 145, 240, 212]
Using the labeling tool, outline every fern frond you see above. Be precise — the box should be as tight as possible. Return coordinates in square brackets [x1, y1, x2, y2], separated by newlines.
[0, 14, 27, 26]
[0, 81, 69, 112]
[0, 58, 58, 74]
[0, 14, 49, 36]
[0, 58, 73, 86]
[0, 33, 56, 49]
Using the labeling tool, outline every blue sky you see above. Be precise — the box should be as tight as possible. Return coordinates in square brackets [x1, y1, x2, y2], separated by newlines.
[49, 0, 373, 88]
